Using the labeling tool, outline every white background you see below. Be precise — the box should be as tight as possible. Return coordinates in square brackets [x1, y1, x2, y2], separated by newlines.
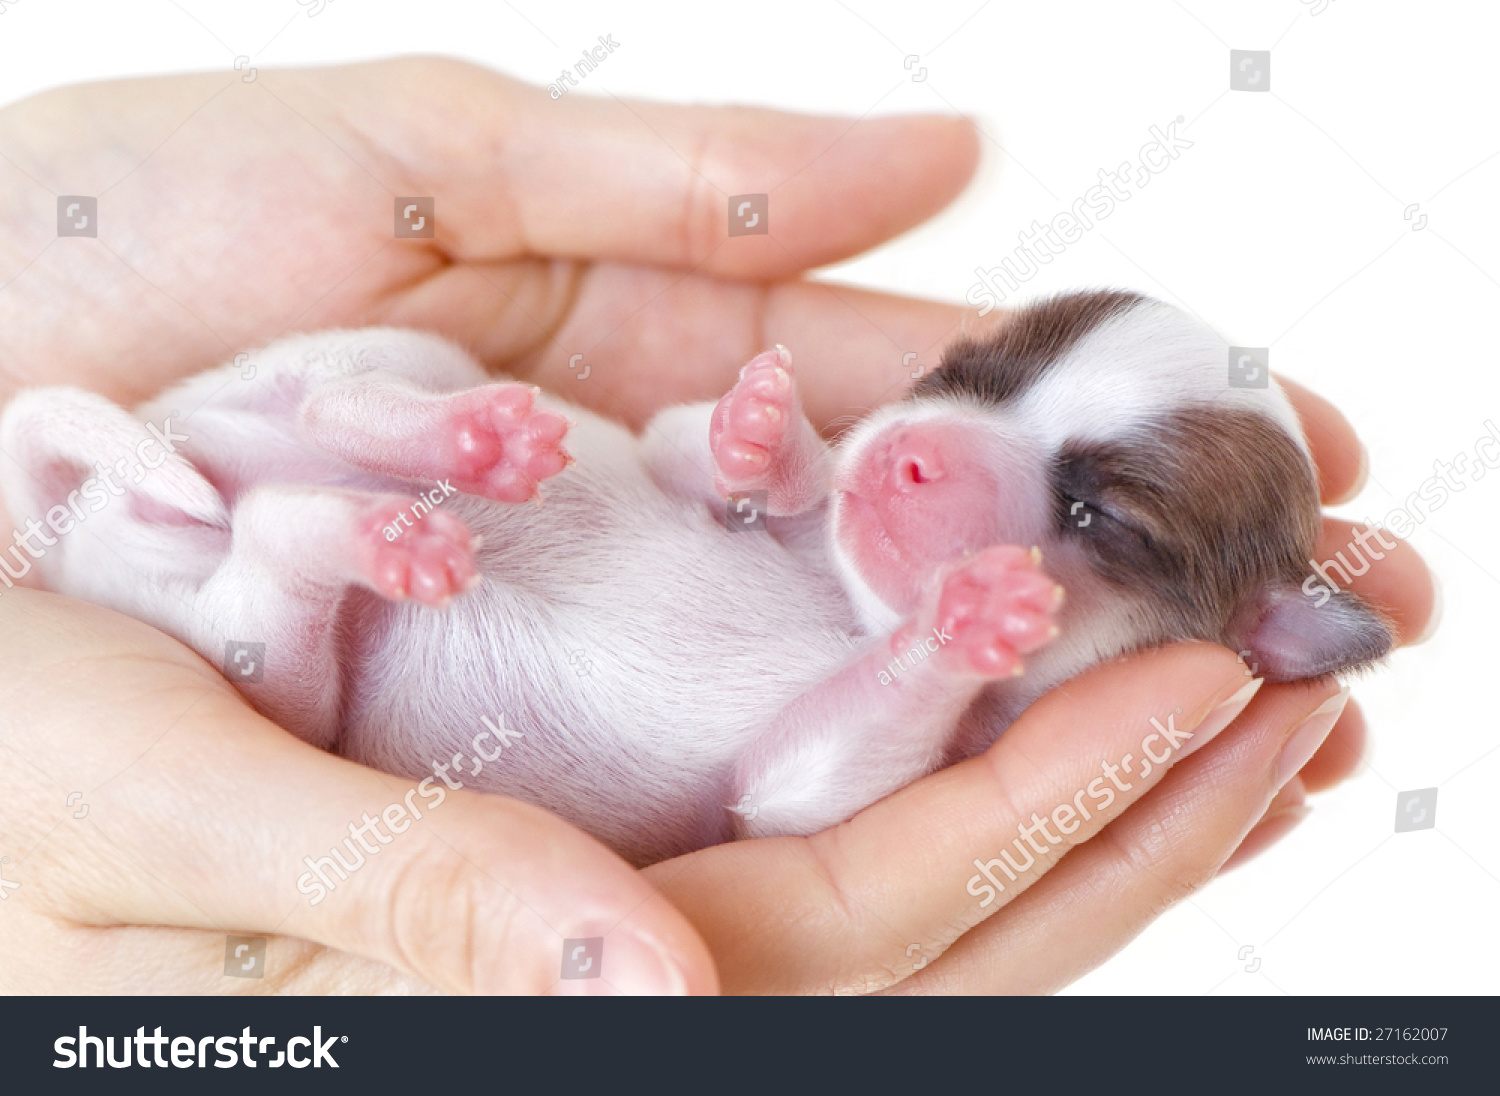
[0, 0, 1495, 995]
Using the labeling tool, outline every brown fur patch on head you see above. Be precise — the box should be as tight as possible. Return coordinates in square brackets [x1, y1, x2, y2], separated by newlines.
[917, 290, 1147, 406]
[1053, 404, 1321, 641]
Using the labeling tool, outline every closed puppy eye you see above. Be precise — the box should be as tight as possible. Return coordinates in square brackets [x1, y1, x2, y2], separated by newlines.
[1056, 492, 1134, 536]
[1051, 452, 1154, 547]
[1053, 489, 1174, 587]
[1059, 494, 1104, 530]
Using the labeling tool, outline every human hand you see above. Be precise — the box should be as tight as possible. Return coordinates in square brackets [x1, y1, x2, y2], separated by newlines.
[0, 589, 723, 993]
[0, 59, 1436, 995]
[0, 56, 977, 442]
[644, 386, 1438, 993]
[0, 57, 975, 993]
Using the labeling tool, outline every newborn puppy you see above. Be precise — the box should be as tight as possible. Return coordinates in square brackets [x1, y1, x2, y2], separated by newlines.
[0, 291, 1389, 865]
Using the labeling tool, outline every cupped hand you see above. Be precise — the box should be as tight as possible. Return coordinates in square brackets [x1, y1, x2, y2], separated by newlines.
[0, 58, 1436, 994]
[0, 56, 973, 995]
[0, 589, 714, 994]
[647, 387, 1438, 994]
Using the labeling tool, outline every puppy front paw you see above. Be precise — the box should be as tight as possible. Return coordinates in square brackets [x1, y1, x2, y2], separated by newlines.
[900, 546, 1062, 678]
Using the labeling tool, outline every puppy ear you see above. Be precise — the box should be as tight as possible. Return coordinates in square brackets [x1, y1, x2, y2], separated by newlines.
[0, 387, 225, 531]
[1230, 582, 1392, 682]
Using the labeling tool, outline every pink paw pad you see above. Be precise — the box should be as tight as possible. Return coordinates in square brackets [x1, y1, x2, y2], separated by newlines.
[447, 384, 572, 503]
[357, 502, 480, 607]
[710, 347, 796, 490]
[929, 546, 1062, 678]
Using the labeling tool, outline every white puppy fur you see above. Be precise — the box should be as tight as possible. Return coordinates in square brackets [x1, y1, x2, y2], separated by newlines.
[0, 293, 1387, 865]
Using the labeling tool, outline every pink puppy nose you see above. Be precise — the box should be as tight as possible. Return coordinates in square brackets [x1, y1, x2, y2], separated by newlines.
[888, 431, 945, 490]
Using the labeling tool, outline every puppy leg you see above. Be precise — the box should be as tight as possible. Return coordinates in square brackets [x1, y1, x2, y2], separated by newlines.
[644, 347, 832, 516]
[731, 546, 1061, 838]
[177, 485, 478, 746]
[301, 377, 571, 503]
[0, 386, 228, 596]
[0, 391, 477, 748]
[710, 347, 831, 515]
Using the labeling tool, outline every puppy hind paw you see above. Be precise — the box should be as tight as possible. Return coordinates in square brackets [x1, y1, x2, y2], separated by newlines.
[710, 347, 798, 493]
[446, 384, 572, 503]
[356, 501, 479, 606]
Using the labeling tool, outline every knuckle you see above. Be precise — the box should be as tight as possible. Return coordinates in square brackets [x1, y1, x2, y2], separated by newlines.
[677, 124, 726, 266]
[381, 850, 534, 994]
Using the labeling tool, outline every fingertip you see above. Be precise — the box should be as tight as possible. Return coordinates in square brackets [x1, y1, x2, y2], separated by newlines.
[273, 787, 718, 996]
[1297, 696, 1368, 793]
[595, 902, 721, 997]
[1218, 775, 1311, 875]
[899, 112, 981, 191]
[1278, 375, 1365, 504]
[730, 110, 982, 277]
[1317, 518, 1439, 647]
[491, 94, 984, 279]
[1409, 567, 1443, 646]
[1330, 441, 1370, 506]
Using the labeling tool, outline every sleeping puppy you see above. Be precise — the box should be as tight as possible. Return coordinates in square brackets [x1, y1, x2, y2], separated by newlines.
[0, 290, 1389, 866]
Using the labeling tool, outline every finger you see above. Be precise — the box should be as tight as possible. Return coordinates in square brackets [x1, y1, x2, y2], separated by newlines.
[647, 643, 1258, 994]
[509, 271, 1399, 482]
[3, 912, 434, 994]
[1276, 376, 1367, 504]
[510, 269, 974, 430]
[1198, 696, 1363, 875]
[2, 591, 715, 995]
[1218, 775, 1309, 874]
[1297, 697, 1367, 794]
[1211, 700, 1366, 887]
[888, 679, 1347, 994]
[319, 59, 978, 280]
[1315, 517, 1438, 646]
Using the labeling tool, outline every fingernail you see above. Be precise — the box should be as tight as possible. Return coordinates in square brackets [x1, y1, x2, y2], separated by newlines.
[1177, 677, 1263, 761]
[604, 927, 688, 996]
[1220, 804, 1312, 874]
[1275, 687, 1350, 789]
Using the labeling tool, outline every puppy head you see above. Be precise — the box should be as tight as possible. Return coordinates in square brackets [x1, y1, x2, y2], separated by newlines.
[829, 290, 1390, 681]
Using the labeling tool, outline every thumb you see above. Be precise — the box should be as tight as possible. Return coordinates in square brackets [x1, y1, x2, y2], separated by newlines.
[3, 591, 716, 995]
[255, 745, 716, 996]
